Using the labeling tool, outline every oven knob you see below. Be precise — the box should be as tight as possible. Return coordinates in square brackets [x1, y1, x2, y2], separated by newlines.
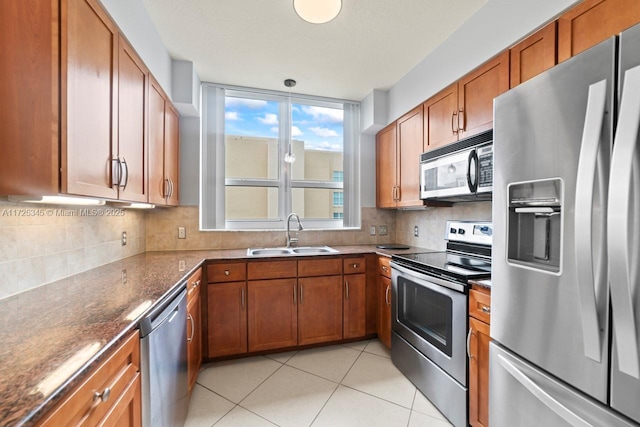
[450, 228, 456, 234]
[458, 228, 465, 235]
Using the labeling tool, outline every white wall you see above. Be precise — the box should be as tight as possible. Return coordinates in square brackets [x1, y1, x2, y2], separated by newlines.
[386, 0, 580, 123]
[360, 134, 376, 207]
[101, 0, 173, 98]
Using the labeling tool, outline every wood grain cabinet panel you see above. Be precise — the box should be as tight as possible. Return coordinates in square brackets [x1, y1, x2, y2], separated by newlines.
[248, 279, 298, 352]
[469, 316, 490, 427]
[378, 274, 392, 349]
[208, 262, 247, 283]
[187, 287, 202, 393]
[343, 257, 366, 275]
[298, 258, 342, 277]
[424, 83, 459, 151]
[510, 22, 557, 88]
[207, 281, 247, 358]
[558, 0, 640, 62]
[164, 103, 180, 206]
[248, 260, 297, 280]
[458, 50, 510, 138]
[343, 273, 366, 339]
[376, 122, 398, 208]
[37, 330, 141, 427]
[396, 106, 424, 208]
[298, 275, 343, 345]
[378, 256, 391, 279]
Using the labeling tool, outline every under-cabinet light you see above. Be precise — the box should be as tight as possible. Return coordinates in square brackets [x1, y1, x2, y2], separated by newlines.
[8, 195, 106, 206]
[117, 202, 156, 209]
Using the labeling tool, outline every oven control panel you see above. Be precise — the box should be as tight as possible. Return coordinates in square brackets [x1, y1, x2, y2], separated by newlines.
[446, 221, 492, 246]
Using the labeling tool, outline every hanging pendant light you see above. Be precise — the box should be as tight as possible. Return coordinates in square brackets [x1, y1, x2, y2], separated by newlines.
[293, 0, 342, 24]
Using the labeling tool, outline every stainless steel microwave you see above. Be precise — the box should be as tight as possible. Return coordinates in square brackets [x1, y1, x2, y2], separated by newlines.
[420, 130, 493, 202]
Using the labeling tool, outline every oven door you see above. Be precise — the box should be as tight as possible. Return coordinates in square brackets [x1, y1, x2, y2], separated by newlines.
[391, 262, 468, 386]
[420, 148, 475, 199]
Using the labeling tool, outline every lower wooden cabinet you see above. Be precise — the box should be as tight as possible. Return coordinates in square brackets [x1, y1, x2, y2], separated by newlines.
[207, 281, 247, 357]
[37, 330, 141, 427]
[378, 275, 392, 349]
[298, 275, 343, 345]
[248, 278, 298, 352]
[186, 268, 203, 394]
[343, 273, 366, 339]
[469, 286, 491, 427]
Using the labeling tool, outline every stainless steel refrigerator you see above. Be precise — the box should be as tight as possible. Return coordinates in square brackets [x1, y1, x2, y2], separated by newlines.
[491, 23, 640, 426]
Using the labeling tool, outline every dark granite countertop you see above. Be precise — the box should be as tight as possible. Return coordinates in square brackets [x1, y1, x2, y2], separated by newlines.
[0, 244, 428, 426]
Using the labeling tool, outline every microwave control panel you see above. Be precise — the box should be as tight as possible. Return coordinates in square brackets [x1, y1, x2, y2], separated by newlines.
[477, 144, 493, 188]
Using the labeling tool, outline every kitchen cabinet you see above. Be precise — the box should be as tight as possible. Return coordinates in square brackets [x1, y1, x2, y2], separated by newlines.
[186, 268, 203, 394]
[149, 78, 180, 206]
[248, 278, 298, 352]
[37, 330, 141, 427]
[558, 0, 640, 63]
[343, 257, 366, 339]
[468, 286, 491, 427]
[206, 262, 248, 358]
[423, 83, 459, 151]
[298, 275, 343, 345]
[377, 256, 392, 349]
[510, 22, 557, 88]
[375, 105, 424, 209]
[375, 123, 397, 208]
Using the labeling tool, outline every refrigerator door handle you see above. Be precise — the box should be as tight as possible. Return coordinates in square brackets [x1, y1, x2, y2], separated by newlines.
[608, 65, 640, 379]
[498, 354, 593, 427]
[575, 79, 609, 363]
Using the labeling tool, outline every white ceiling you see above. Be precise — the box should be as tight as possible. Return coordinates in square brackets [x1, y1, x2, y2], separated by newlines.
[142, 0, 487, 101]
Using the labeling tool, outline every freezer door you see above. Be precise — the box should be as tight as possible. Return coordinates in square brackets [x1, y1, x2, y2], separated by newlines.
[610, 23, 640, 424]
[492, 38, 616, 402]
[490, 343, 638, 427]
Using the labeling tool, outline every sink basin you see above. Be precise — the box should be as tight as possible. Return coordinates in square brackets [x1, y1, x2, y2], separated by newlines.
[247, 246, 338, 256]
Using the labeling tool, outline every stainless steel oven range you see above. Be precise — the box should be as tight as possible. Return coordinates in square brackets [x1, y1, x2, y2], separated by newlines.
[390, 220, 492, 427]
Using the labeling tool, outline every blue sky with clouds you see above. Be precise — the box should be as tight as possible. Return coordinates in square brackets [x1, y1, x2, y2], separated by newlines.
[225, 97, 344, 151]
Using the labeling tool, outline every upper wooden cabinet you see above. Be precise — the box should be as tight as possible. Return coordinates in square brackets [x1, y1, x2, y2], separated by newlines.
[375, 123, 397, 209]
[558, 0, 640, 62]
[458, 50, 510, 138]
[510, 22, 557, 88]
[149, 78, 180, 206]
[424, 83, 459, 151]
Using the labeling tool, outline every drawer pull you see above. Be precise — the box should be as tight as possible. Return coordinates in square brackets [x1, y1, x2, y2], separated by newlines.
[194, 280, 200, 288]
[381, 266, 388, 272]
[187, 313, 195, 342]
[481, 306, 491, 314]
[93, 387, 111, 404]
[352, 263, 358, 269]
[224, 270, 230, 276]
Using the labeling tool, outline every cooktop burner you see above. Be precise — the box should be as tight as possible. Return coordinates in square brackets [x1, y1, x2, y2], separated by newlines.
[392, 251, 491, 283]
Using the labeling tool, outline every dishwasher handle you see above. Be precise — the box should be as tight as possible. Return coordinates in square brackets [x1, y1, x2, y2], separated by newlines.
[139, 284, 187, 337]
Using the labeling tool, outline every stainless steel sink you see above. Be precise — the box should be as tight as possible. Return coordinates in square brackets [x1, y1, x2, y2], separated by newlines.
[247, 246, 338, 256]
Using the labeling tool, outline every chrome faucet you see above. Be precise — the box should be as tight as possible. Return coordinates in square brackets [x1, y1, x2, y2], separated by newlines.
[286, 213, 304, 247]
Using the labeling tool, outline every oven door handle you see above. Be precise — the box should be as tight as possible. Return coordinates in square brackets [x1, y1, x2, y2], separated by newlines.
[390, 261, 465, 293]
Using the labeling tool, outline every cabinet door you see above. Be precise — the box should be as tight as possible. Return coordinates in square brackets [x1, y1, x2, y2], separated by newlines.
[117, 37, 148, 203]
[378, 275, 392, 349]
[343, 273, 366, 339]
[298, 276, 343, 345]
[165, 103, 180, 206]
[208, 282, 247, 358]
[469, 317, 490, 427]
[458, 50, 510, 138]
[376, 123, 397, 208]
[148, 79, 166, 204]
[510, 22, 557, 88]
[558, 0, 640, 62]
[99, 373, 142, 427]
[424, 83, 459, 151]
[248, 279, 298, 352]
[187, 292, 202, 393]
[396, 106, 424, 208]
[62, 0, 118, 199]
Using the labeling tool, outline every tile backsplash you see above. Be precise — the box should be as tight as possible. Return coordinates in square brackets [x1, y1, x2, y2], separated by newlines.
[0, 200, 146, 299]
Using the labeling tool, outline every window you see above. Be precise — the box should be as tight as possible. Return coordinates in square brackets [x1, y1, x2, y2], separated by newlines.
[201, 85, 360, 230]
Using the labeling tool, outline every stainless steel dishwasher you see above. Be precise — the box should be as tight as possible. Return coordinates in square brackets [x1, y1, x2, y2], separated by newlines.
[139, 285, 188, 427]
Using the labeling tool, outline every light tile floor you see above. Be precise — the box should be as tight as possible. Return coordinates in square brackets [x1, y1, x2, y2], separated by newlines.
[186, 339, 454, 427]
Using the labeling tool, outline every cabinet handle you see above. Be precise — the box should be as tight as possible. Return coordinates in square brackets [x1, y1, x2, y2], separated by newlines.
[345, 281, 350, 300]
[385, 284, 391, 306]
[224, 270, 230, 276]
[168, 178, 174, 198]
[381, 265, 388, 273]
[452, 111, 458, 135]
[187, 313, 195, 342]
[352, 263, 358, 269]
[163, 178, 170, 198]
[120, 157, 129, 190]
[293, 285, 297, 304]
[300, 284, 304, 304]
[467, 327, 473, 359]
[458, 108, 465, 132]
[112, 158, 121, 188]
[194, 280, 200, 288]
[396, 186, 401, 201]
[241, 288, 245, 310]
[481, 306, 491, 314]
[93, 387, 111, 404]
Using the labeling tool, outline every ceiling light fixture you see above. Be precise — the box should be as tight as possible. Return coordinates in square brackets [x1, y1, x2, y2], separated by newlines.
[293, 0, 342, 24]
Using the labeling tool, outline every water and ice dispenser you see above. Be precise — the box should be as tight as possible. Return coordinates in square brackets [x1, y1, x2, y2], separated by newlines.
[507, 179, 562, 272]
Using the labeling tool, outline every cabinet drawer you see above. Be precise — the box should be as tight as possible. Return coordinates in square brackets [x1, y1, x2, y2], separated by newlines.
[343, 257, 366, 275]
[469, 288, 491, 324]
[378, 256, 391, 279]
[208, 262, 246, 283]
[186, 267, 203, 302]
[38, 330, 140, 427]
[298, 258, 342, 277]
[248, 260, 297, 280]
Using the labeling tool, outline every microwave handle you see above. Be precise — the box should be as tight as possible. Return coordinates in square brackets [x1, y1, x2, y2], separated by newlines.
[467, 149, 478, 193]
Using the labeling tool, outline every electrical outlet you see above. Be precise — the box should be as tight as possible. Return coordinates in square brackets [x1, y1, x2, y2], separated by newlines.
[379, 225, 388, 236]
[121, 231, 127, 246]
[121, 269, 127, 284]
[414, 225, 419, 237]
[369, 226, 376, 236]
[178, 260, 186, 271]
[178, 227, 186, 239]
